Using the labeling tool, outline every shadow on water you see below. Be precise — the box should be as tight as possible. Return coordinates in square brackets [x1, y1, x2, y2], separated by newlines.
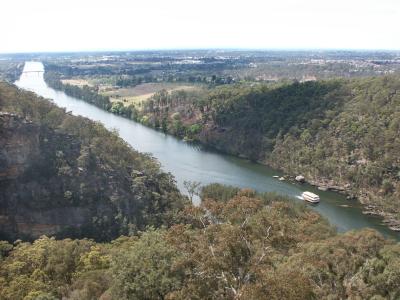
[15, 61, 400, 241]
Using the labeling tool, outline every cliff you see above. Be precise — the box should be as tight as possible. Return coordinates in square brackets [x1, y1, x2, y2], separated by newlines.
[0, 112, 88, 239]
[0, 82, 184, 241]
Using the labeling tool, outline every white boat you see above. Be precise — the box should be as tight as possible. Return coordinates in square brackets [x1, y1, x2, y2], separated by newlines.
[301, 191, 320, 203]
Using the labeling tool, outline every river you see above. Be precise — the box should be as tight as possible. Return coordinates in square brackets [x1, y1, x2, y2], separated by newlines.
[15, 61, 399, 240]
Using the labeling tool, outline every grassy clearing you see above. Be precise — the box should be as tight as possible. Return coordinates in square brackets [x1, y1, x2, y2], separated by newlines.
[104, 82, 200, 97]
[59, 77, 203, 107]
[61, 78, 93, 87]
[104, 82, 202, 106]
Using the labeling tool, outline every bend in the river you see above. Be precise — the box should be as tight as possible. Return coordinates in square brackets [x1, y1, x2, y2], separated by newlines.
[15, 61, 400, 240]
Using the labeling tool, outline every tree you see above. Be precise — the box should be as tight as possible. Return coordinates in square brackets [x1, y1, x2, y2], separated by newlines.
[183, 180, 202, 202]
[110, 229, 183, 299]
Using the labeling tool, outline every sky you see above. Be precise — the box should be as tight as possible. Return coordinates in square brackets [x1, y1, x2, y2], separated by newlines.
[1, 0, 399, 53]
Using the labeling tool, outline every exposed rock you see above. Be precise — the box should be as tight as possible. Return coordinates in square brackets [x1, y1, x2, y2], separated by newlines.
[0, 112, 89, 239]
[0, 112, 40, 180]
[0, 81, 184, 242]
[0, 112, 133, 240]
[389, 226, 400, 232]
[295, 175, 305, 183]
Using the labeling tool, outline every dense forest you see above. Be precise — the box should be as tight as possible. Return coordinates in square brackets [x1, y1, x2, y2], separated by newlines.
[1, 184, 400, 299]
[0, 82, 184, 241]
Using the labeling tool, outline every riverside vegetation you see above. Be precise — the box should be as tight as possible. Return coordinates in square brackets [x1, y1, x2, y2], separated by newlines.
[1, 80, 400, 299]
[44, 70, 400, 230]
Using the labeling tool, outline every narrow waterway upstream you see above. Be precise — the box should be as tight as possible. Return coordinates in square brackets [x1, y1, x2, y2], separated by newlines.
[15, 61, 399, 240]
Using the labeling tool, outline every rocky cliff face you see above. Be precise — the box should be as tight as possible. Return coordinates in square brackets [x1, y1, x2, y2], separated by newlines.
[0, 110, 179, 241]
[0, 112, 89, 239]
[0, 112, 40, 180]
[0, 82, 183, 241]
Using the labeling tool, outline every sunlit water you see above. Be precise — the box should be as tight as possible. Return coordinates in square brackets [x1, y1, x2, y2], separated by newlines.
[15, 62, 399, 240]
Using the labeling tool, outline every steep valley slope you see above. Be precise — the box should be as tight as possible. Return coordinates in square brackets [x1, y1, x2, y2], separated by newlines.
[44, 70, 400, 230]
[0, 82, 184, 241]
[134, 77, 400, 229]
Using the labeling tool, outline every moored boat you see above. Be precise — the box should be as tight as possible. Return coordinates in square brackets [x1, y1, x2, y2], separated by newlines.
[301, 191, 320, 203]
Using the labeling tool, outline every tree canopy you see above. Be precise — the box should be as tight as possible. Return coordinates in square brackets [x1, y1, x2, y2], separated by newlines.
[1, 185, 399, 299]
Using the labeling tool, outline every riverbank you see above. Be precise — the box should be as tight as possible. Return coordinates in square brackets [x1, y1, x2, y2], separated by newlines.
[294, 177, 400, 232]
[197, 137, 400, 232]
[38, 67, 396, 236]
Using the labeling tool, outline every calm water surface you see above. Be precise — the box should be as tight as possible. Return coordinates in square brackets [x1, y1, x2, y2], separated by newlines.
[15, 62, 399, 240]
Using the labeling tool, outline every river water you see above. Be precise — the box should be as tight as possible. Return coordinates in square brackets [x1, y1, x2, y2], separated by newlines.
[15, 61, 399, 240]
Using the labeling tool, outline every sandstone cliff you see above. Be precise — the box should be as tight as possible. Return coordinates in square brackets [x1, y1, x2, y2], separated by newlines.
[0, 82, 183, 241]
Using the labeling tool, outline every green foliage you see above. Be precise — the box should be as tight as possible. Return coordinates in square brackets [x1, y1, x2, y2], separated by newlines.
[0, 241, 13, 261]
[210, 81, 341, 136]
[200, 183, 240, 202]
[0, 237, 96, 299]
[44, 72, 111, 110]
[0, 185, 399, 299]
[170, 118, 185, 137]
[111, 229, 183, 299]
[186, 123, 202, 140]
[270, 76, 400, 219]
[355, 244, 400, 299]
[110, 101, 124, 114]
[137, 88, 208, 138]
[109, 101, 136, 118]
[139, 115, 149, 125]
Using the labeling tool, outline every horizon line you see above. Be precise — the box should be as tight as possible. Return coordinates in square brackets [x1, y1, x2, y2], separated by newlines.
[1, 47, 400, 55]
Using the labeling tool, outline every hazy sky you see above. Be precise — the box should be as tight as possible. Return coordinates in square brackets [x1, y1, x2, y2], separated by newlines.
[1, 0, 399, 53]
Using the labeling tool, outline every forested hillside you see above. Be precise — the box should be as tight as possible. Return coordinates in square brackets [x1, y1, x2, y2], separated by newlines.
[270, 77, 400, 223]
[132, 76, 400, 229]
[0, 61, 23, 83]
[0, 82, 184, 241]
[1, 185, 400, 300]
